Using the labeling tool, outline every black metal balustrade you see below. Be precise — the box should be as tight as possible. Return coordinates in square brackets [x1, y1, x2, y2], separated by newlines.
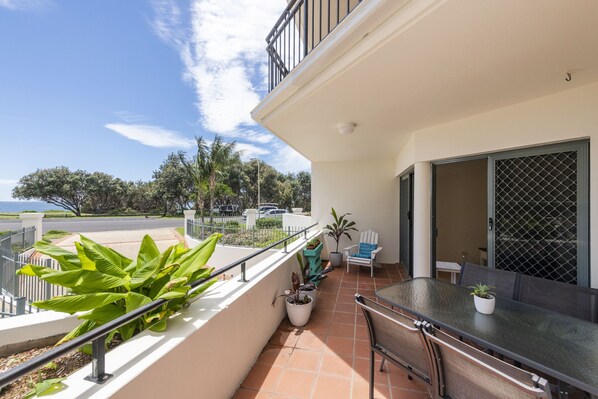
[0, 223, 318, 389]
[266, 0, 363, 91]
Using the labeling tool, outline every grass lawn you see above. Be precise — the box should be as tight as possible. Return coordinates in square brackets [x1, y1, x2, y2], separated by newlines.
[42, 230, 71, 243]
[175, 227, 184, 236]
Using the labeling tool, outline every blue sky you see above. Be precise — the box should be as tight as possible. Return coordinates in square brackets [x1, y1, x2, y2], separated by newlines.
[0, 0, 309, 201]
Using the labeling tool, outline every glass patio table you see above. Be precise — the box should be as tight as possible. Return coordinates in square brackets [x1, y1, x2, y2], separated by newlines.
[375, 278, 598, 396]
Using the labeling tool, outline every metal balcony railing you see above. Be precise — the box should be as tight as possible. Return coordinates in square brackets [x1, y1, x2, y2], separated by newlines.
[266, 0, 363, 91]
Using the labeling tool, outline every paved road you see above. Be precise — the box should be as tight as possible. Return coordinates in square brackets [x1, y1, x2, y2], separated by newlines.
[0, 217, 183, 234]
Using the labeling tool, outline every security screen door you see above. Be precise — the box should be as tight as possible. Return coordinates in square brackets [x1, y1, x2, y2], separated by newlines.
[488, 141, 589, 286]
[400, 172, 414, 276]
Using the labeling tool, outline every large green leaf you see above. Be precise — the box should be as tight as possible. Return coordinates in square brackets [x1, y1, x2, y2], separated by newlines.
[187, 278, 217, 299]
[157, 286, 190, 300]
[136, 235, 160, 270]
[80, 235, 130, 278]
[57, 319, 97, 345]
[129, 257, 161, 289]
[33, 293, 128, 314]
[45, 270, 128, 292]
[33, 241, 81, 271]
[125, 292, 152, 314]
[78, 304, 125, 324]
[173, 234, 220, 279]
[75, 242, 96, 271]
[156, 276, 188, 298]
[23, 378, 67, 398]
[17, 264, 63, 279]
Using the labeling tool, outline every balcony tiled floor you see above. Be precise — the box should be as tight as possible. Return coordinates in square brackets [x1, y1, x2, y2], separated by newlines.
[234, 263, 432, 399]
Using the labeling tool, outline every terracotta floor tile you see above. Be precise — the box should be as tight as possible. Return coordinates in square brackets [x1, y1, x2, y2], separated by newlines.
[319, 353, 354, 378]
[337, 294, 356, 304]
[275, 369, 316, 398]
[354, 339, 371, 359]
[269, 329, 300, 348]
[331, 311, 355, 324]
[387, 364, 429, 392]
[312, 374, 351, 399]
[257, 345, 293, 366]
[310, 308, 333, 322]
[355, 325, 369, 340]
[329, 322, 355, 339]
[295, 331, 327, 351]
[390, 387, 432, 399]
[233, 388, 273, 399]
[335, 302, 356, 314]
[325, 336, 354, 357]
[287, 348, 322, 371]
[339, 287, 358, 296]
[351, 378, 391, 399]
[241, 363, 283, 391]
[317, 299, 336, 311]
[304, 318, 331, 335]
[353, 357, 388, 387]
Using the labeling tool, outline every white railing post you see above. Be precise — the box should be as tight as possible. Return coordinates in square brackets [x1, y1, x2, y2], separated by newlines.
[19, 213, 44, 243]
[183, 210, 196, 237]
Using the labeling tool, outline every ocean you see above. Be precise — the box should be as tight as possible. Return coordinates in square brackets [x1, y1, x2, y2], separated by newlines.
[0, 201, 63, 213]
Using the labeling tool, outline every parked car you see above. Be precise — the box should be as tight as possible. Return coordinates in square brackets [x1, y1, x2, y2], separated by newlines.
[212, 205, 240, 215]
[262, 209, 287, 218]
[243, 204, 279, 219]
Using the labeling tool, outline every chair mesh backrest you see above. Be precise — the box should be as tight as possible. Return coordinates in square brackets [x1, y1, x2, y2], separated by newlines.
[424, 326, 551, 399]
[460, 262, 518, 299]
[517, 274, 598, 322]
[356, 295, 431, 382]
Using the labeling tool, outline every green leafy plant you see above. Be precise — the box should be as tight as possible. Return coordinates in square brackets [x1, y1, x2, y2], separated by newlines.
[17, 233, 221, 345]
[469, 283, 495, 299]
[271, 272, 311, 306]
[256, 217, 283, 229]
[324, 208, 357, 253]
[23, 377, 67, 398]
[306, 238, 320, 249]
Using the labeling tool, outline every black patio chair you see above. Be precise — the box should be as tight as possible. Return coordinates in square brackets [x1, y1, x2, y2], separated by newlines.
[355, 294, 436, 399]
[422, 322, 552, 399]
[459, 262, 519, 299]
[516, 274, 598, 322]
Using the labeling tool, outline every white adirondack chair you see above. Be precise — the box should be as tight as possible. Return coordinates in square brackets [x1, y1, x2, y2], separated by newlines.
[344, 230, 383, 277]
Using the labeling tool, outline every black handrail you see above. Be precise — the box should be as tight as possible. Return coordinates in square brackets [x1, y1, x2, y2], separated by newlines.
[0, 223, 319, 389]
[266, 0, 364, 91]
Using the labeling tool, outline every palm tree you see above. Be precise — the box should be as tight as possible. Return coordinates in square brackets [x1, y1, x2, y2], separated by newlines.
[204, 134, 239, 222]
[179, 137, 208, 218]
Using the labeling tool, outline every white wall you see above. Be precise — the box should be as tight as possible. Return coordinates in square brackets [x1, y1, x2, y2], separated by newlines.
[312, 158, 399, 263]
[59, 233, 318, 398]
[395, 81, 598, 287]
[282, 213, 313, 230]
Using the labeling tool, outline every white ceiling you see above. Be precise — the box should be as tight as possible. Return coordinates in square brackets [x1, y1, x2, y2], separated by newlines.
[255, 0, 598, 162]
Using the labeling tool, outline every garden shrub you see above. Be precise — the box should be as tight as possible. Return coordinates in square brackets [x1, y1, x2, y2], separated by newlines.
[256, 217, 282, 229]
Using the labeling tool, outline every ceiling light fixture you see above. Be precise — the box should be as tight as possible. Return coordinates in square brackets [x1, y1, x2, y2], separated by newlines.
[337, 122, 356, 135]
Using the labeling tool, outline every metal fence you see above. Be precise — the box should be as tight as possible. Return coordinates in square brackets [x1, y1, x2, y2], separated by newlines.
[0, 228, 66, 317]
[187, 218, 307, 249]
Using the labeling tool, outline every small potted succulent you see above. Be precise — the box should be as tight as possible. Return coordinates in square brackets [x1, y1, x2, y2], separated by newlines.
[324, 207, 357, 268]
[272, 272, 314, 327]
[469, 283, 496, 315]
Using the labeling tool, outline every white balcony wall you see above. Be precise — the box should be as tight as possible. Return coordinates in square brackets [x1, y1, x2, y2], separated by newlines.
[395, 81, 598, 287]
[59, 234, 318, 398]
[312, 158, 399, 263]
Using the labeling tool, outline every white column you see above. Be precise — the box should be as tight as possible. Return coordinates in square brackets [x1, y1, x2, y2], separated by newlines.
[245, 209, 257, 230]
[183, 210, 196, 236]
[19, 213, 44, 243]
[413, 162, 432, 278]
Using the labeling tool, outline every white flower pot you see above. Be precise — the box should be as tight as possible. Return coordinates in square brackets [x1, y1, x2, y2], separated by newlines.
[299, 286, 317, 308]
[474, 295, 496, 315]
[285, 296, 313, 327]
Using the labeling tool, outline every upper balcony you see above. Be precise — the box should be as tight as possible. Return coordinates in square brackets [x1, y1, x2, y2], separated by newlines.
[266, 0, 363, 92]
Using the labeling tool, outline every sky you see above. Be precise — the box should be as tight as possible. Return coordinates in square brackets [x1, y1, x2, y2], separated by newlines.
[0, 0, 310, 201]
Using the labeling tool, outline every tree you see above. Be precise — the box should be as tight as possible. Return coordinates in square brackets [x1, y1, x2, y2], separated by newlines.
[295, 171, 311, 211]
[12, 167, 88, 216]
[153, 154, 193, 215]
[203, 135, 239, 219]
[178, 137, 209, 216]
[83, 172, 128, 214]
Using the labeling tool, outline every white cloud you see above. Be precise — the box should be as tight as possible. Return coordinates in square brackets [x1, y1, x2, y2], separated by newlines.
[0, 0, 49, 10]
[105, 123, 194, 148]
[269, 145, 310, 174]
[236, 143, 270, 160]
[151, 0, 285, 138]
[0, 179, 18, 185]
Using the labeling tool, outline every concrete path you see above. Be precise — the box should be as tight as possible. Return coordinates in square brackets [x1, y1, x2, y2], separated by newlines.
[55, 228, 184, 259]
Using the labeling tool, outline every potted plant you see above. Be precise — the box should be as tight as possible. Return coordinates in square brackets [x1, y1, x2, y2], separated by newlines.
[305, 238, 321, 250]
[324, 207, 357, 268]
[272, 272, 314, 327]
[469, 283, 496, 315]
